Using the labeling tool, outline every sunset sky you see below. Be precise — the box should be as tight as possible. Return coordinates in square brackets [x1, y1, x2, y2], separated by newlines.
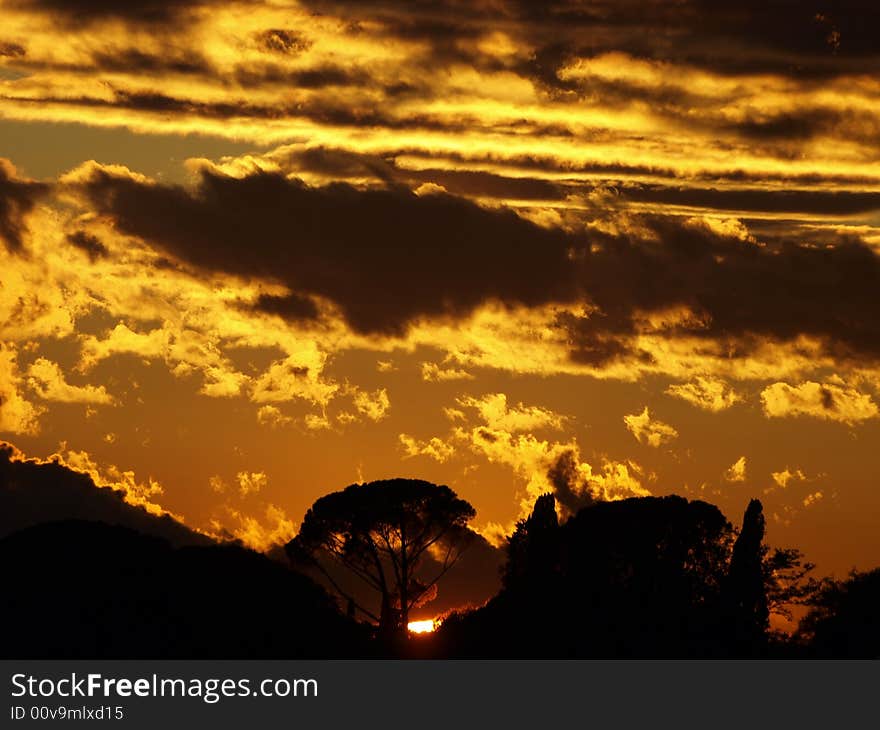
[1, 0, 879, 580]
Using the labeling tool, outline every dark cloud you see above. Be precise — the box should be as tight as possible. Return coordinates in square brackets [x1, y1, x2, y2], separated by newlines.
[0, 159, 47, 253]
[388, 148, 880, 193]
[90, 48, 212, 76]
[7, 0, 232, 24]
[232, 63, 373, 90]
[11, 89, 466, 134]
[8, 0, 880, 166]
[747, 221, 868, 250]
[298, 0, 880, 80]
[281, 146, 564, 200]
[416, 168, 563, 201]
[67, 230, 110, 261]
[728, 107, 880, 150]
[0, 49, 214, 83]
[252, 292, 320, 322]
[547, 449, 595, 516]
[522, 71, 880, 154]
[688, 1, 880, 74]
[281, 147, 398, 182]
[475, 428, 499, 444]
[553, 311, 649, 366]
[0, 443, 210, 547]
[0, 41, 26, 58]
[10, 46, 358, 91]
[581, 158, 873, 191]
[74, 164, 880, 359]
[621, 184, 880, 217]
[562, 214, 880, 361]
[76, 166, 579, 334]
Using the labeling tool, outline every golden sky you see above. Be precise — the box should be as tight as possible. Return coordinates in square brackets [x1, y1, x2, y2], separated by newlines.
[1, 0, 879, 579]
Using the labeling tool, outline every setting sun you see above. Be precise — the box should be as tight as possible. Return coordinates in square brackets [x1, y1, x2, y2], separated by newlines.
[408, 620, 437, 634]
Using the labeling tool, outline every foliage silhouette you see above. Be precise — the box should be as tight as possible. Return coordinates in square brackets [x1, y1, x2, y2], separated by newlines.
[437, 495, 816, 658]
[764, 546, 816, 621]
[286, 478, 476, 639]
[0, 446, 869, 659]
[797, 568, 880, 658]
[722, 499, 770, 653]
[502, 493, 560, 591]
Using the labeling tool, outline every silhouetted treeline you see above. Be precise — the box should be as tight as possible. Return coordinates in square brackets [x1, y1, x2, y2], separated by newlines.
[797, 568, 880, 658]
[433, 495, 812, 658]
[0, 445, 877, 658]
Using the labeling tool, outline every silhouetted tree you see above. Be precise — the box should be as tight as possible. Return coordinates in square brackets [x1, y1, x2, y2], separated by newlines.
[797, 568, 880, 658]
[503, 493, 559, 589]
[723, 499, 769, 653]
[286, 479, 476, 638]
[438, 495, 740, 658]
[763, 546, 817, 622]
[562, 495, 736, 656]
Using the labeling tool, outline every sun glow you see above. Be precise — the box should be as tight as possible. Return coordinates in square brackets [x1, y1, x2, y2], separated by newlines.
[407, 619, 437, 634]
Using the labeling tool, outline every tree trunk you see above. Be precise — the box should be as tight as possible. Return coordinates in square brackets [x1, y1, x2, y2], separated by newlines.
[399, 523, 409, 636]
[379, 593, 396, 640]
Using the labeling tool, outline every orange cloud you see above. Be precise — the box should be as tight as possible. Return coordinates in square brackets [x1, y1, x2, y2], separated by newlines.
[256, 404, 292, 428]
[0, 344, 43, 434]
[623, 407, 678, 447]
[666, 377, 740, 412]
[761, 381, 878, 424]
[463, 424, 649, 515]
[458, 392, 565, 433]
[216, 504, 297, 552]
[398, 434, 456, 463]
[351, 387, 391, 422]
[724, 456, 747, 483]
[771, 468, 807, 489]
[421, 361, 475, 382]
[27, 357, 115, 404]
[237, 471, 267, 497]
